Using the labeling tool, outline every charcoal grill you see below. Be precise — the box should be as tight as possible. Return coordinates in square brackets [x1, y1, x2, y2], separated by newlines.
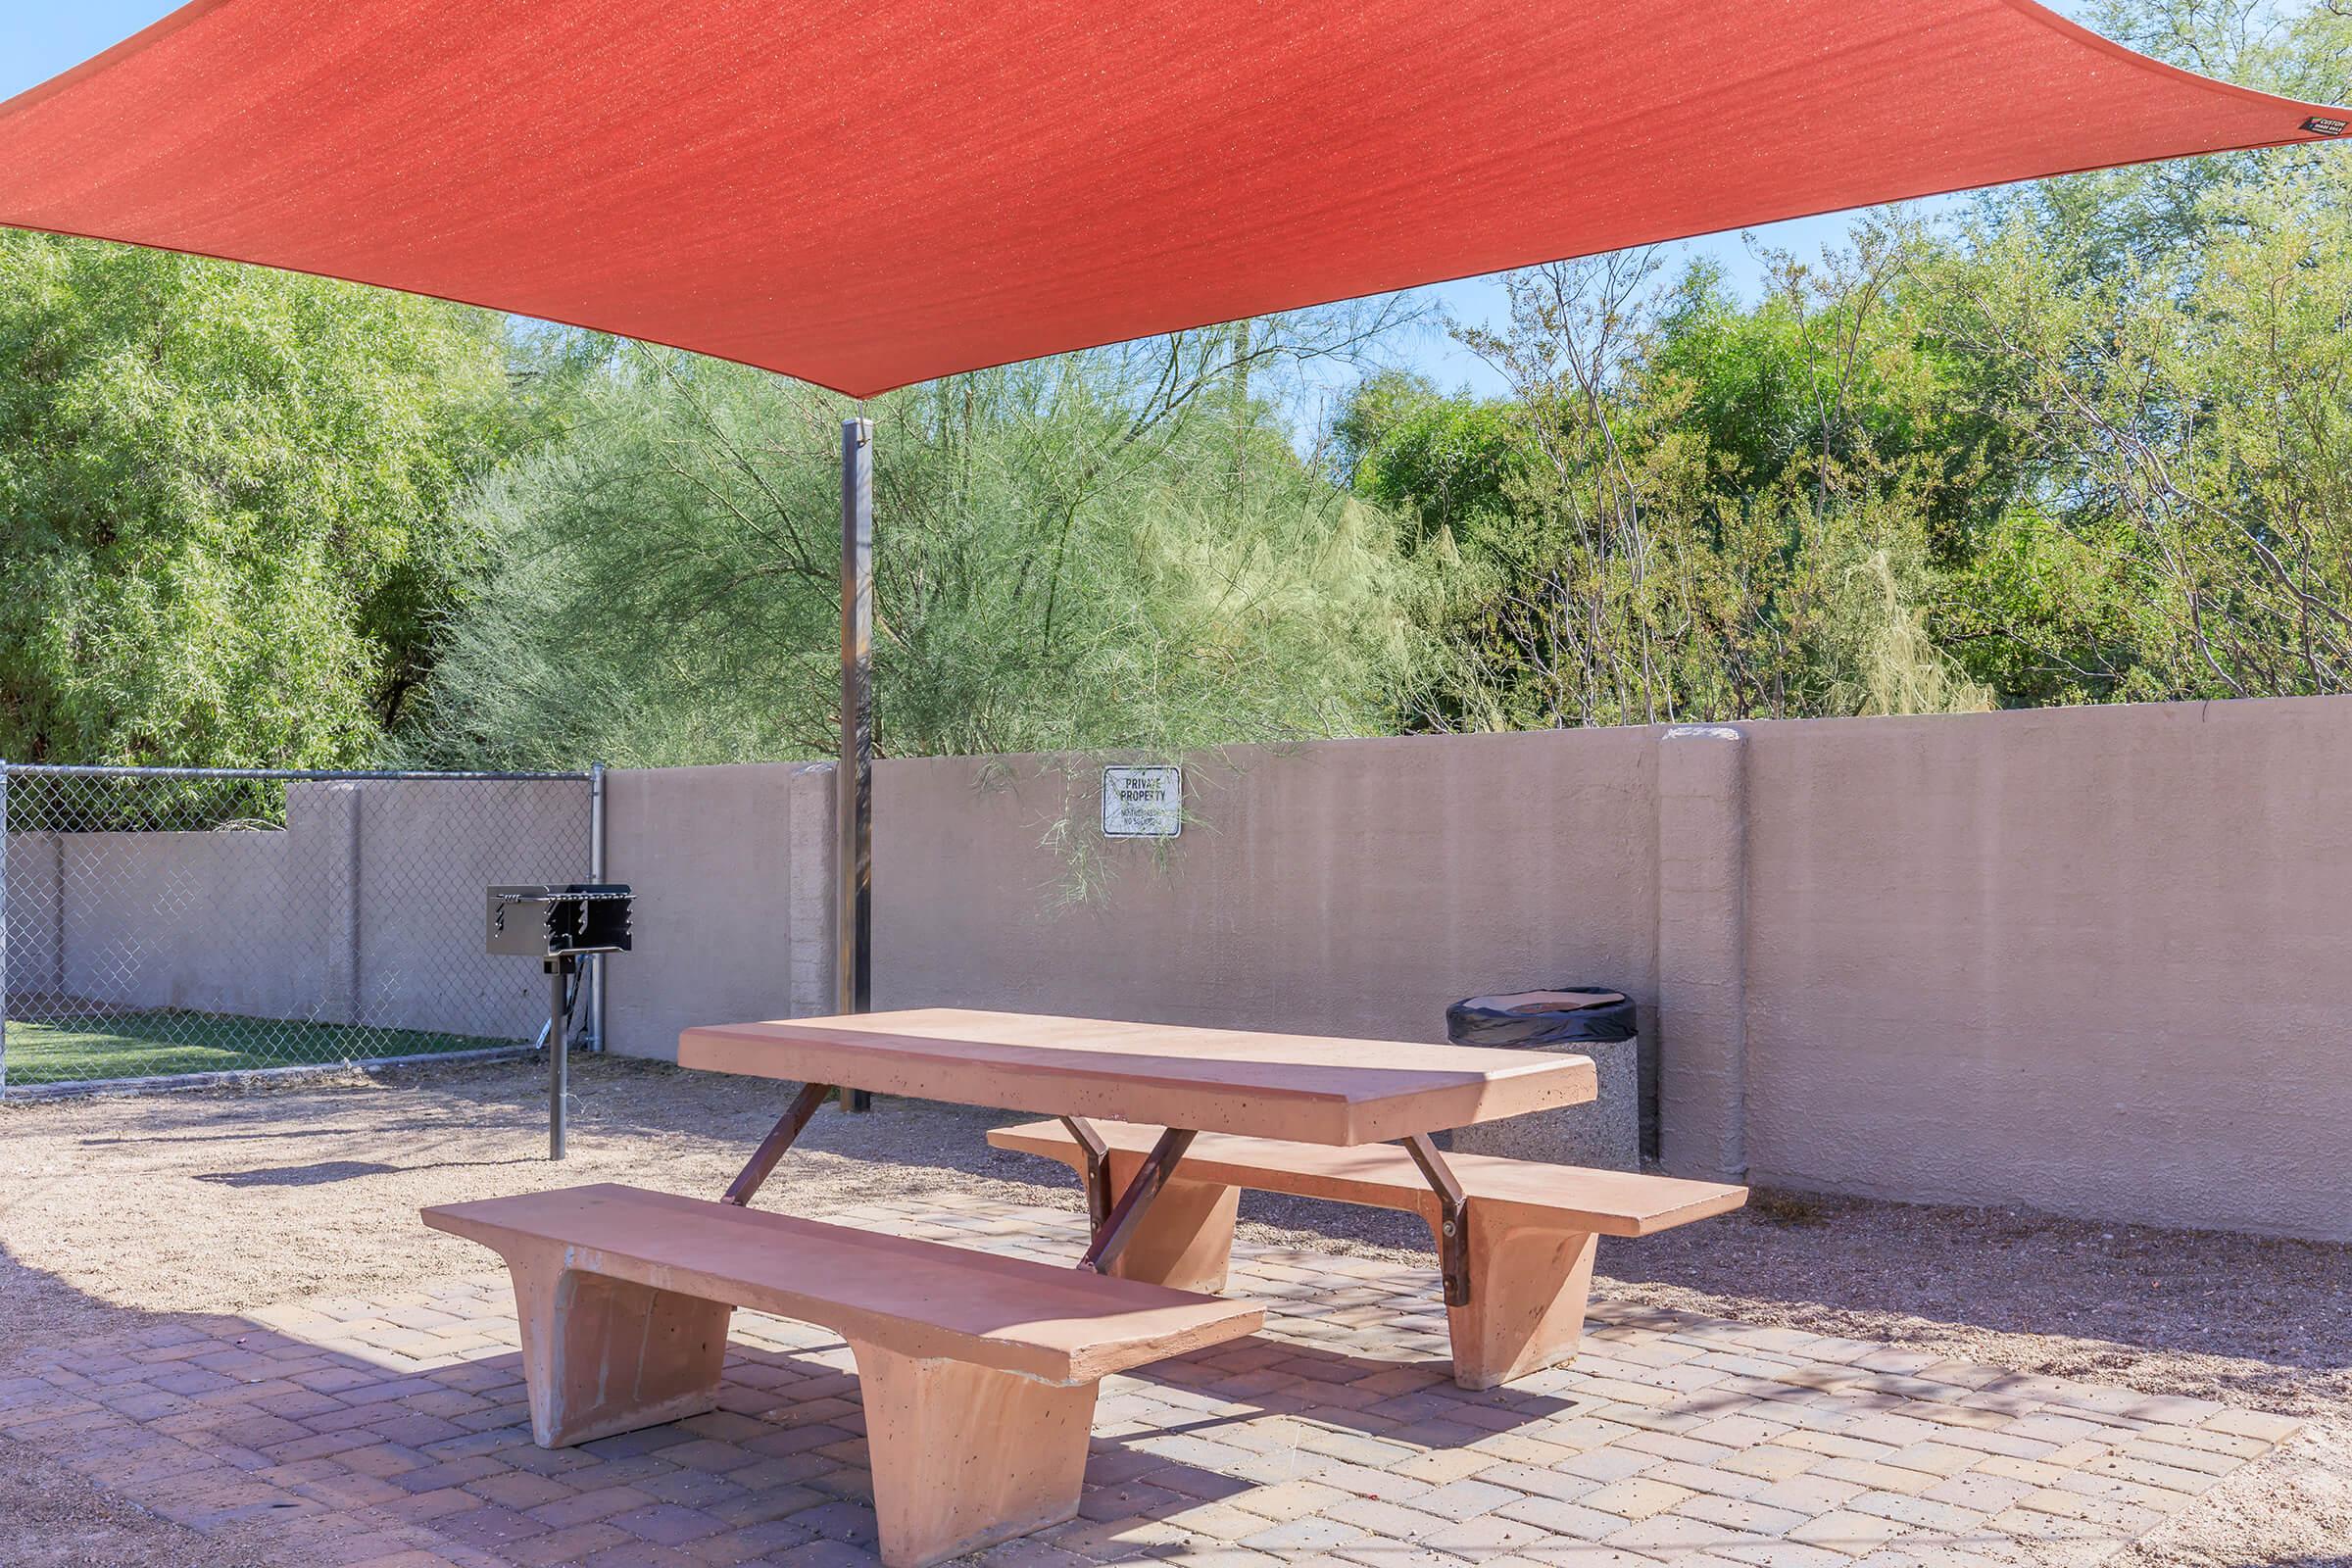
[487, 884, 632, 1157]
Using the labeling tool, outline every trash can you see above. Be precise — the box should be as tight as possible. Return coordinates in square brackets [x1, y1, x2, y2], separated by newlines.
[1446, 987, 1641, 1170]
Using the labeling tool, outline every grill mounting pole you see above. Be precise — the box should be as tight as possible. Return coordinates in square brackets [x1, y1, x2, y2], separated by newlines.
[485, 885, 630, 1162]
[840, 416, 875, 1113]
[548, 959, 570, 1159]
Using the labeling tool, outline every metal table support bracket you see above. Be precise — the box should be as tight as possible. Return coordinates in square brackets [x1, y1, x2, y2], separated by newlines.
[1079, 1127, 1197, 1274]
[1060, 1116, 1113, 1230]
[1401, 1133, 1472, 1306]
[723, 1082, 836, 1206]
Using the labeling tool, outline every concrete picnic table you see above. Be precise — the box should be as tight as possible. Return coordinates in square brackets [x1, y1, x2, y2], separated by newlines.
[676, 1006, 1598, 1307]
[424, 1006, 1664, 1568]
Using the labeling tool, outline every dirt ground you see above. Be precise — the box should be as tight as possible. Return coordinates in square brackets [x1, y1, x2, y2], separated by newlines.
[3, 1054, 2347, 1566]
[0, 1433, 280, 1568]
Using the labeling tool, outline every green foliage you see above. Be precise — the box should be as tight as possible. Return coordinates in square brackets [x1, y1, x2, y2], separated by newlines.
[1336, 369, 1530, 558]
[407, 318, 1435, 769]
[14, 0, 2352, 772]
[1923, 143, 2352, 700]
[1339, 0, 2352, 726]
[1341, 239, 1998, 727]
[0, 231, 542, 766]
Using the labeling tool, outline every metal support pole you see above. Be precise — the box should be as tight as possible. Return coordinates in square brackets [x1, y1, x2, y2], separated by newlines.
[588, 761, 607, 1052]
[548, 959, 570, 1159]
[839, 416, 875, 1112]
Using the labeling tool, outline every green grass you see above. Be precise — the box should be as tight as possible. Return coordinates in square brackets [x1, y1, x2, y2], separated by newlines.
[2, 1010, 521, 1089]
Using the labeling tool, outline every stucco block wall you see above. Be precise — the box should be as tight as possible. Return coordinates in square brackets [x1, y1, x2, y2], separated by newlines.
[870, 729, 1661, 1045]
[47, 827, 304, 1017]
[1654, 727, 1748, 1184]
[842, 700, 2349, 1240]
[22, 696, 2346, 1239]
[581, 699, 2348, 1239]
[7, 832, 64, 999]
[601, 762, 834, 1057]
[1740, 698, 2352, 1239]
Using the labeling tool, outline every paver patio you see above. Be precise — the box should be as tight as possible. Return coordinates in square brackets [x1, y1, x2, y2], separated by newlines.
[0, 1194, 2294, 1568]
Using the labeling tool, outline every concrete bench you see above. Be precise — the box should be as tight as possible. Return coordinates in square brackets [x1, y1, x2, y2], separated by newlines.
[988, 1121, 1745, 1390]
[423, 1183, 1262, 1568]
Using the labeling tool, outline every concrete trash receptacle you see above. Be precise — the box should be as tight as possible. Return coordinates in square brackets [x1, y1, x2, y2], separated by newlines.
[1446, 988, 1639, 1170]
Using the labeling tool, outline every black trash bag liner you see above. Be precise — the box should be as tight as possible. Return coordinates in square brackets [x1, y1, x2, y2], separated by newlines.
[1446, 987, 1636, 1047]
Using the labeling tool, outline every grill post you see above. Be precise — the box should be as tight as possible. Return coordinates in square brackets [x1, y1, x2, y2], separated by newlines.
[548, 960, 570, 1158]
[839, 416, 875, 1112]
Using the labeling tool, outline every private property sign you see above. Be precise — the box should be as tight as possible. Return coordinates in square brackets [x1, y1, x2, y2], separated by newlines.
[1102, 765, 1182, 838]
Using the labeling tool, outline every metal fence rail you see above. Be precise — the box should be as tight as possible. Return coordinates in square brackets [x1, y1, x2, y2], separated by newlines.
[0, 761, 603, 1096]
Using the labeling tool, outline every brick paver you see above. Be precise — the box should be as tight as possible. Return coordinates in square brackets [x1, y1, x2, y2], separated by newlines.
[0, 1196, 2298, 1568]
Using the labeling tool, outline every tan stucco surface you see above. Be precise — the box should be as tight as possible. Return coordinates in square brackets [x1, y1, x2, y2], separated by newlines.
[1740, 698, 2352, 1238]
[872, 730, 1662, 1046]
[31, 698, 2347, 1240]
[846, 701, 2352, 1241]
[602, 761, 833, 1056]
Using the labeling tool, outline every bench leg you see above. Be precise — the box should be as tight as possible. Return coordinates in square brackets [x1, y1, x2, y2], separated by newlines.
[849, 1340, 1099, 1568]
[1100, 1152, 1240, 1293]
[502, 1249, 733, 1447]
[1441, 1221, 1599, 1391]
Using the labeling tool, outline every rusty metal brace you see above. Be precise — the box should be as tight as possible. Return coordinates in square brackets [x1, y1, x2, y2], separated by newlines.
[722, 1081, 836, 1206]
[1059, 1115, 1113, 1231]
[1401, 1133, 1472, 1306]
[1079, 1127, 1197, 1274]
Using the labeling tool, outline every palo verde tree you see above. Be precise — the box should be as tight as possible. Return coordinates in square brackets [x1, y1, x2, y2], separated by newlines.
[406, 308, 1438, 770]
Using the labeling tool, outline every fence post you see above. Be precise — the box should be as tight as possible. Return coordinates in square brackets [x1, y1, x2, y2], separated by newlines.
[588, 761, 607, 1052]
[308, 782, 368, 1027]
[1, 757, 10, 1099]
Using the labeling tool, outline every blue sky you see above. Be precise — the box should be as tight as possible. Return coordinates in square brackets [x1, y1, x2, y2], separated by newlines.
[4, 1, 1935, 401]
[1, 4, 177, 97]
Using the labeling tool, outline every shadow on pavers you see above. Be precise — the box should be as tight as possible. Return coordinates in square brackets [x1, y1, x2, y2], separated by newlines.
[0, 1263, 1545, 1568]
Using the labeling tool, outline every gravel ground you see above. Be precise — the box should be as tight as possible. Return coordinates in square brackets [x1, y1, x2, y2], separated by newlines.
[0, 1433, 277, 1568]
[2, 1054, 2346, 1565]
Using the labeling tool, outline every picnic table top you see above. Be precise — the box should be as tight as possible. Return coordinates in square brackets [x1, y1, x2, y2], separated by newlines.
[677, 1007, 1596, 1147]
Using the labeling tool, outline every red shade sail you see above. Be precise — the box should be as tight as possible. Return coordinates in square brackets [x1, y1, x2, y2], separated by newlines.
[0, 0, 2342, 398]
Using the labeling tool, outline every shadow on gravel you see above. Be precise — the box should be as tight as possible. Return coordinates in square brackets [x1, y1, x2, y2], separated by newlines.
[194, 1159, 541, 1187]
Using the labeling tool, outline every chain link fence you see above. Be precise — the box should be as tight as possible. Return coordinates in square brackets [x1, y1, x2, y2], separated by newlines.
[0, 762, 602, 1096]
